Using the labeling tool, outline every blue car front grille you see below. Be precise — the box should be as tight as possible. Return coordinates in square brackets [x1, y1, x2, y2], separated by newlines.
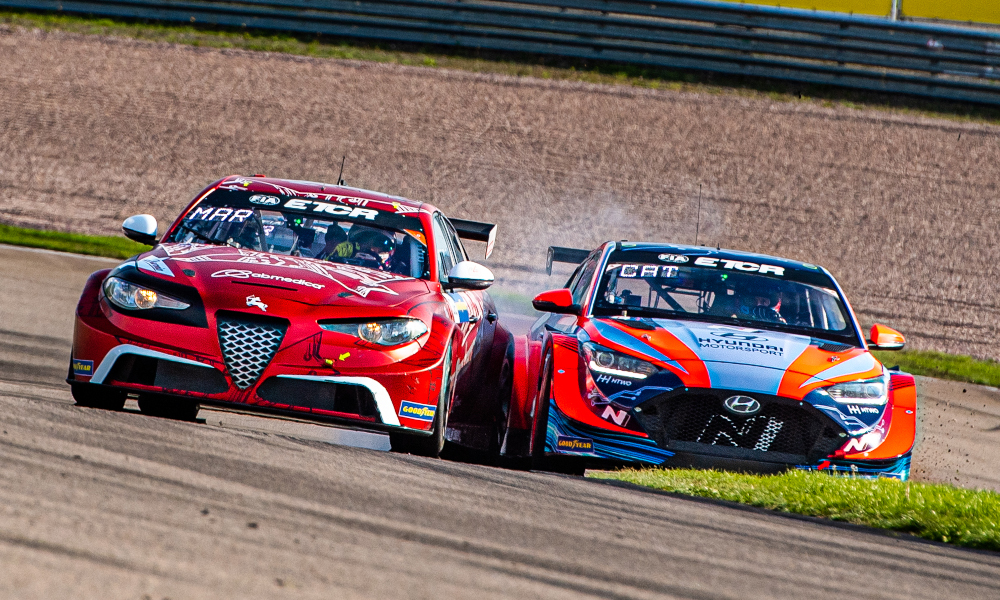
[635, 390, 845, 464]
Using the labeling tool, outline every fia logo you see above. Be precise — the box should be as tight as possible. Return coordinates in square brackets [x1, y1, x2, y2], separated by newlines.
[246, 295, 268, 312]
[248, 194, 281, 206]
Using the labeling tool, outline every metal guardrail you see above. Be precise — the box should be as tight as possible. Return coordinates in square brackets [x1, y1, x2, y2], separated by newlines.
[5, 0, 1000, 104]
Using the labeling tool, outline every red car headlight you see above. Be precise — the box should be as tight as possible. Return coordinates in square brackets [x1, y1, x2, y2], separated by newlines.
[320, 318, 428, 346]
[103, 277, 190, 311]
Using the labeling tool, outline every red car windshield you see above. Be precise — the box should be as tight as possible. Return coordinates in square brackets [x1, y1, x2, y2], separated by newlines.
[592, 251, 855, 343]
[168, 189, 430, 279]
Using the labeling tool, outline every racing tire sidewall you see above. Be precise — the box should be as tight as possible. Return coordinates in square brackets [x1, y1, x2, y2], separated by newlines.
[137, 394, 200, 421]
[530, 350, 553, 459]
[71, 383, 126, 411]
[390, 343, 453, 458]
[530, 348, 586, 476]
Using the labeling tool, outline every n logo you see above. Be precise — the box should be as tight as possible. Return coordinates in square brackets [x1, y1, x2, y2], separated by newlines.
[696, 414, 784, 452]
[842, 431, 883, 454]
[602, 406, 630, 426]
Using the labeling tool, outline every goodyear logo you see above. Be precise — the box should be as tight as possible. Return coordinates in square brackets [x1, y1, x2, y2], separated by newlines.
[72, 359, 94, 377]
[556, 436, 593, 452]
[399, 401, 436, 422]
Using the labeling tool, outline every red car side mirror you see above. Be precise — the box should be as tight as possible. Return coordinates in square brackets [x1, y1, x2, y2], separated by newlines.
[869, 324, 906, 351]
[532, 289, 581, 315]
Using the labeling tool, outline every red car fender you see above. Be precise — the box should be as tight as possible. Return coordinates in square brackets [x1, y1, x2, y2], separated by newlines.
[509, 334, 544, 431]
[75, 269, 112, 319]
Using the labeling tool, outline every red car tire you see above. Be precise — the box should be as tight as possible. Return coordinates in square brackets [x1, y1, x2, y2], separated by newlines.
[389, 344, 453, 457]
[138, 394, 200, 421]
[71, 383, 126, 411]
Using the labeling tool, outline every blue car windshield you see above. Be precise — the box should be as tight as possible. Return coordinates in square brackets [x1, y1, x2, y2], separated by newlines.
[168, 189, 430, 279]
[592, 252, 855, 343]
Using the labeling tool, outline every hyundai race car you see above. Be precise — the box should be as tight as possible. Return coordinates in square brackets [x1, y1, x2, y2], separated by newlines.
[506, 242, 915, 478]
[68, 175, 514, 457]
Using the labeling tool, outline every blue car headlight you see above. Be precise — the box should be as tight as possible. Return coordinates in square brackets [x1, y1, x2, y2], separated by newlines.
[815, 375, 888, 406]
[582, 341, 659, 380]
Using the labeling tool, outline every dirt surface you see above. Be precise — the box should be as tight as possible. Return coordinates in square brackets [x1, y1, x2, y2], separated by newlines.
[2, 27, 1000, 357]
[911, 376, 1000, 490]
[3, 248, 1000, 599]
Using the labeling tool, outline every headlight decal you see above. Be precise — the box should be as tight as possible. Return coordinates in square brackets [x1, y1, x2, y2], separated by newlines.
[818, 375, 889, 406]
[827, 379, 887, 404]
[589, 320, 688, 374]
[807, 375, 890, 436]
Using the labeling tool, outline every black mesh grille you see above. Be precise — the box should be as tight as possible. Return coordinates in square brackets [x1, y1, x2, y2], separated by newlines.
[810, 338, 855, 353]
[635, 390, 845, 464]
[217, 313, 288, 389]
[256, 377, 380, 420]
[107, 354, 228, 394]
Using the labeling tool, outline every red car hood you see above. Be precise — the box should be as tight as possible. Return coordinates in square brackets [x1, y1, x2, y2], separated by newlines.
[134, 243, 432, 311]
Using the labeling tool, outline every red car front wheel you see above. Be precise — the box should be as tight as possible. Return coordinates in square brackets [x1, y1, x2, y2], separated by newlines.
[71, 383, 126, 411]
[389, 345, 453, 458]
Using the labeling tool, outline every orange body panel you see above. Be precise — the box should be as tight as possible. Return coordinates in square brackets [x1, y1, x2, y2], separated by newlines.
[582, 320, 712, 388]
[777, 347, 881, 399]
[839, 373, 917, 460]
[550, 338, 646, 436]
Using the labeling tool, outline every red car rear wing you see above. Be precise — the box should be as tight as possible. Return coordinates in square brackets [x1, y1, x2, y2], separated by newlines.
[449, 218, 497, 259]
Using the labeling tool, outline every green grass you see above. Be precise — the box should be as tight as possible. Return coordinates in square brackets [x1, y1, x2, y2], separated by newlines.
[0, 223, 149, 259]
[591, 468, 1000, 551]
[4, 9, 1000, 124]
[874, 350, 1000, 388]
[487, 288, 538, 316]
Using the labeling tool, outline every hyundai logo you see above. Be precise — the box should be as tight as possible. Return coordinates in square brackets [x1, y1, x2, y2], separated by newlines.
[722, 395, 761, 416]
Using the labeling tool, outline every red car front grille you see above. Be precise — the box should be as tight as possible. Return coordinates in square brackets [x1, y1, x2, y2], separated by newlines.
[216, 313, 288, 389]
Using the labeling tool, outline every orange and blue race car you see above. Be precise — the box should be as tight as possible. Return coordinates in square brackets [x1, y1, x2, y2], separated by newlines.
[68, 175, 514, 457]
[505, 242, 915, 478]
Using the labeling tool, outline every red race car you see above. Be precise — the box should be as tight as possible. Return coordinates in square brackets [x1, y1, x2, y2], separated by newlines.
[69, 175, 513, 457]
[505, 243, 915, 478]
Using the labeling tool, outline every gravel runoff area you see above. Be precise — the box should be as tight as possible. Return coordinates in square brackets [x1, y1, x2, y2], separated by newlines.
[2, 26, 999, 357]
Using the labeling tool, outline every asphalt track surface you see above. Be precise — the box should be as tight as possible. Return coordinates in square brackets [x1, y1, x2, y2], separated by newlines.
[3, 245, 1000, 598]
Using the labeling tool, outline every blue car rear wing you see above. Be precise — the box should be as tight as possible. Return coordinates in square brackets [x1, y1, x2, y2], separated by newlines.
[546, 246, 591, 275]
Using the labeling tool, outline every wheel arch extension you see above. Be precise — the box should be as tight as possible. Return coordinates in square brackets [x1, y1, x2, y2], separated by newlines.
[510, 334, 544, 432]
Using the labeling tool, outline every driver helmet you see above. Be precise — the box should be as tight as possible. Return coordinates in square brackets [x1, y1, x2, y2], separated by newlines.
[321, 224, 354, 260]
[350, 228, 395, 270]
[736, 277, 782, 322]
